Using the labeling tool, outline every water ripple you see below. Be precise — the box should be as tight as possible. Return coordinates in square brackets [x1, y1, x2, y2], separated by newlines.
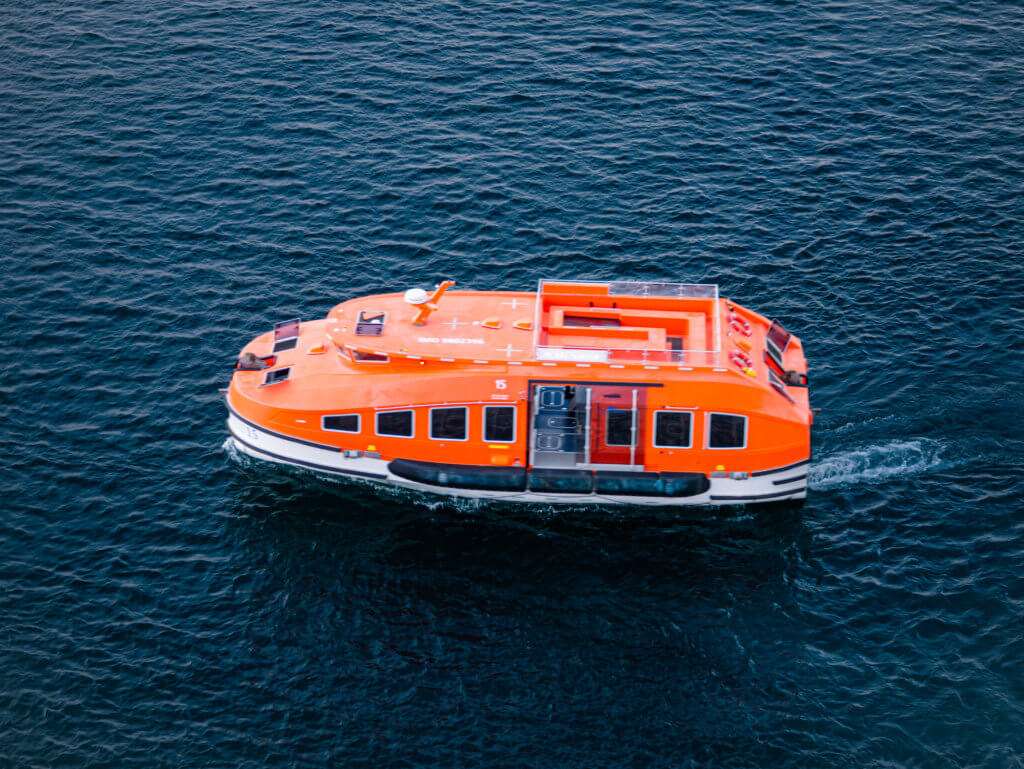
[2, 0, 1024, 766]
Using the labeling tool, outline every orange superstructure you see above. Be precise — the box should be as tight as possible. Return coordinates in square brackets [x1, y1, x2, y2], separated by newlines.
[226, 280, 812, 505]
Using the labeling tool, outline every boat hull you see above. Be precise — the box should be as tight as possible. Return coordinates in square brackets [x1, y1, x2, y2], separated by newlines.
[227, 410, 807, 507]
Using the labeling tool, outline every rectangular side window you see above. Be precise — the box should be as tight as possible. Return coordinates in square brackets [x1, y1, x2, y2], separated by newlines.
[262, 367, 290, 386]
[766, 320, 791, 362]
[483, 406, 516, 443]
[376, 410, 414, 438]
[654, 411, 692, 448]
[768, 370, 796, 403]
[605, 409, 635, 446]
[430, 407, 467, 441]
[323, 414, 360, 433]
[273, 319, 300, 352]
[352, 350, 388, 363]
[708, 413, 746, 449]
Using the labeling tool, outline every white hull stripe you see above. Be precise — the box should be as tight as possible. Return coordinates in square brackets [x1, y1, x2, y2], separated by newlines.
[708, 489, 806, 502]
[226, 410, 808, 506]
[226, 399, 342, 453]
[750, 458, 810, 477]
[228, 421, 386, 479]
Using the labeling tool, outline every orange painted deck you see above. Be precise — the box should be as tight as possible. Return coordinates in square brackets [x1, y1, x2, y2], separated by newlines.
[326, 281, 727, 367]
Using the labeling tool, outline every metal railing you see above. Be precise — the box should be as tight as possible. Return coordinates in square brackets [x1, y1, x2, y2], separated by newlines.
[533, 279, 723, 367]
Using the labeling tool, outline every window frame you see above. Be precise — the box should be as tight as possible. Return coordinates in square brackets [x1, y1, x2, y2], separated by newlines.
[706, 412, 748, 450]
[652, 410, 693, 449]
[272, 319, 300, 352]
[482, 405, 517, 444]
[375, 409, 415, 439]
[768, 369, 796, 404]
[352, 350, 389, 363]
[322, 413, 361, 433]
[261, 367, 291, 386]
[428, 406, 469, 442]
[765, 320, 791, 366]
[604, 408, 635, 447]
[538, 387, 565, 408]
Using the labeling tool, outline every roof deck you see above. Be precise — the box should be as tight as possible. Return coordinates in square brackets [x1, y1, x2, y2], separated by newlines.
[326, 279, 728, 368]
[533, 280, 721, 366]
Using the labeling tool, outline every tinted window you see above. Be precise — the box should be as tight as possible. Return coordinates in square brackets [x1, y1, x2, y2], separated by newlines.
[430, 407, 467, 440]
[273, 319, 300, 341]
[352, 350, 388, 362]
[323, 414, 359, 433]
[767, 320, 791, 354]
[484, 406, 515, 442]
[539, 388, 564, 408]
[272, 337, 298, 353]
[376, 410, 413, 437]
[263, 367, 290, 385]
[766, 320, 792, 370]
[709, 413, 746, 448]
[654, 411, 691, 447]
[605, 409, 634, 446]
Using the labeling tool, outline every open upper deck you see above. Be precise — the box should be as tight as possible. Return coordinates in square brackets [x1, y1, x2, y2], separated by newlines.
[533, 280, 721, 366]
[326, 279, 731, 368]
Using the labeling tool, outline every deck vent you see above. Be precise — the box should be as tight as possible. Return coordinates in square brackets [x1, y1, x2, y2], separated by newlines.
[273, 318, 300, 352]
[356, 311, 386, 336]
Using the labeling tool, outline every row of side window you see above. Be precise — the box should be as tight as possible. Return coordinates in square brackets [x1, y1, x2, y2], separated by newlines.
[637, 410, 747, 450]
[651, 411, 746, 449]
[324, 407, 746, 449]
[321, 406, 517, 443]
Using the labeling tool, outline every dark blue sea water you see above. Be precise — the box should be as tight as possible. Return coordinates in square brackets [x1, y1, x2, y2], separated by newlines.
[3, 0, 1024, 766]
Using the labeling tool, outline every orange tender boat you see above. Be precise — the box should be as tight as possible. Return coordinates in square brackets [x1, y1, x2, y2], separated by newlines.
[226, 279, 812, 505]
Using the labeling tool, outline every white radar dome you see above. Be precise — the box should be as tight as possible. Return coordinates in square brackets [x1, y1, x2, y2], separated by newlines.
[404, 288, 429, 305]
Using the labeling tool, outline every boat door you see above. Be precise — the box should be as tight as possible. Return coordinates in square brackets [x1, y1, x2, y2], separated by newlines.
[529, 383, 646, 469]
[589, 385, 646, 467]
[530, 384, 587, 468]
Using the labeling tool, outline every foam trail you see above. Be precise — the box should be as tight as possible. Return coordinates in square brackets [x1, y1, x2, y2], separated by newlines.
[809, 439, 947, 491]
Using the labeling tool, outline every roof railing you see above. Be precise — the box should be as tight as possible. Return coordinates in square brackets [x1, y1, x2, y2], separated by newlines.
[533, 279, 723, 366]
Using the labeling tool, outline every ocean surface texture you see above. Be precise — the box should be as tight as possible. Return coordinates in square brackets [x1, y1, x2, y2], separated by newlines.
[2, 0, 1023, 766]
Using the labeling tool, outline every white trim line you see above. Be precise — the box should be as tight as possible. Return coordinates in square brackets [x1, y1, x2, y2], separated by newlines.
[372, 400, 514, 411]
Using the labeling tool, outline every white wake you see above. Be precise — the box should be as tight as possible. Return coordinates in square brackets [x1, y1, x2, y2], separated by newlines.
[808, 439, 947, 491]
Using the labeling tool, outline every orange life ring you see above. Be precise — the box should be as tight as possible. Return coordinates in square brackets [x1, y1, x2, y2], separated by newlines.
[730, 350, 753, 369]
[729, 313, 752, 337]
